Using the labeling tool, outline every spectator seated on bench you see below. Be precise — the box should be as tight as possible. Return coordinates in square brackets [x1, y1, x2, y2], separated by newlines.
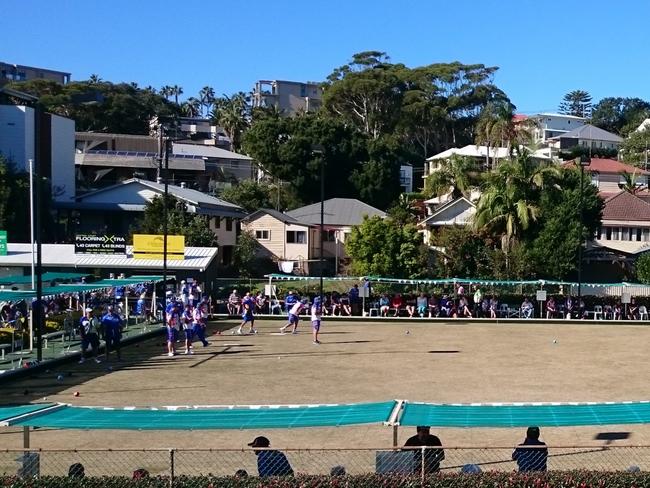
[379, 294, 390, 317]
[405, 295, 416, 318]
[390, 294, 404, 317]
[340, 294, 351, 316]
[416, 293, 428, 317]
[428, 295, 440, 318]
[330, 293, 342, 316]
[227, 290, 241, 315]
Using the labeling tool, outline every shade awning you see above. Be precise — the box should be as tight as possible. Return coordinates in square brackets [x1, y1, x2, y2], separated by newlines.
[6, 402, 396, 430]
[400, 401, 650, 428]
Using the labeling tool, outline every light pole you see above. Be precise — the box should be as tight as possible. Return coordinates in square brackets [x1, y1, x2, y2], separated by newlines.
[577, 155, 591, 315]
[311, 145, 325, 301]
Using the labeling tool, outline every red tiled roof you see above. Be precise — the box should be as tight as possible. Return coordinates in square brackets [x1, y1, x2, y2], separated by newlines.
[513, 114, 528, 122]
[561, 158, 650, 175]
[602, 191, 650, 222]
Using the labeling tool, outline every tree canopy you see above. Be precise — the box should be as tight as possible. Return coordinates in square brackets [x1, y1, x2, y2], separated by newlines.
[138, 195, 217, 247]
[7, 79, 180, 134]
[590, 97, 650, 135]
[558, 90, 592, 118]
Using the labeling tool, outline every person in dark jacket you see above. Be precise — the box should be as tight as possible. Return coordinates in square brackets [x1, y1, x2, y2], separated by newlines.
[404, 426, 445, 474]
[248, 436, 293, 477]
[512, 426, 548, 472]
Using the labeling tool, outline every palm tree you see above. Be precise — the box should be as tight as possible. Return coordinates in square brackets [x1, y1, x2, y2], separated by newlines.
[160, 85, 173, 100]
[211, 92, 250, 151]
[181, 97, 201, 117]
[171, 85, 183, 105]
[198, 86, 215, 117]
[89, 74, 102, 84]
[619, 170, 647, 195]
[474, 150, 560, 266]
[424, 155, 478, 200]
[475, 102, 517, 169]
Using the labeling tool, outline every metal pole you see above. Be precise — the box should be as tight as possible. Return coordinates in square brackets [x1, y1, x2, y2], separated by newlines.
[34, 104, 43, 362]
[578, 164, 584, 317]
[29, 159, 35, 290]
[319, 158, 324, 302]
[164, 137, 169, 295]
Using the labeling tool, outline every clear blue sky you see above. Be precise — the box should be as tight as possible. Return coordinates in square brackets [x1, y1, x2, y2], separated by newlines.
[5, 0, 650, 114]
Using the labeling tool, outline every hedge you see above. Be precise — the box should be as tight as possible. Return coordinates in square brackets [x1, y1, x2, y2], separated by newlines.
[2, 472, 650, 487]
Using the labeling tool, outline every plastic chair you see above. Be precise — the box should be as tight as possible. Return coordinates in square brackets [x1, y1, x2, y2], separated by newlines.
[498, 304, 509, 318]
[593, 305, 603, 320]
[639, 305, 648, 320]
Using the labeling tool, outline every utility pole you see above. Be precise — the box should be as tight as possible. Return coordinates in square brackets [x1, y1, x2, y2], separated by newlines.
[34, 104, 43, 361]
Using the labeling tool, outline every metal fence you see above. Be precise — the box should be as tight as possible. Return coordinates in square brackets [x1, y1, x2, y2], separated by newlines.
[1, 446, 648, 484]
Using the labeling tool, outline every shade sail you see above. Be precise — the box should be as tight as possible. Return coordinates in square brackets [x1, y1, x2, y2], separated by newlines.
[400, 401, 650, 428]
[0, 404, 56, 424]
[0, 272, 90, 286]
[8, 402, 396, 430]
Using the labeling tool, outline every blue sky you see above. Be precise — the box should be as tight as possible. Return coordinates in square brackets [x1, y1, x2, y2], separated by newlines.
[4, 0, 650, 114]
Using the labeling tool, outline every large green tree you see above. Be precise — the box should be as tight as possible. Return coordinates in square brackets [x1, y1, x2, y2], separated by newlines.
[635, 253, 650, 284]
[528, 166, 603, 279]
[219, 180, 301, 213]
[558, 90, 592, 118]
[211, 92, 250, 152]
[138, 195, 217, 247]
[590, 97, 650, 135]
[620, 129, 650, 168]
[7, 79, 180, 134]
[424, 155, 479, 200]
[345, 216, 429, 278]
[474, 151, 560, 254]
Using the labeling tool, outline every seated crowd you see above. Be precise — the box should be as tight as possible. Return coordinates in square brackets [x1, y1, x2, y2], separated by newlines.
[224, 286, 649, 321]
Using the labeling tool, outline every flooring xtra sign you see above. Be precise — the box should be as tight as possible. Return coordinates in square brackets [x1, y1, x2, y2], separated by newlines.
[75, 235, 126, 255]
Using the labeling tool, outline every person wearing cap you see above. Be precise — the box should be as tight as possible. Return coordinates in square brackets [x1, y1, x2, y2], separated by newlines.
[181, 304, 195, 355]
[404, 426, 445, 474]
[78, 308, 101, 364]
[512, 427, 547, 472]
[280, 299, 306, 335]
[248, 436, 293, 477]
[284, 290, 298, 314]
[311, 296, 322, 344]
[101, 305, 123, 361]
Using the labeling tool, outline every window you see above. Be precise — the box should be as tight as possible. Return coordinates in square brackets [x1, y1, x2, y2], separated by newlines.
[591, 173, 599, 187]
[596, 227, 602, 240]
[606, 227, 612, 240]
[214, 217, 221, 229]
[644, 229, 650, 242]
[637, 228, 642, 242]
[226, 217, 233, 232]
[255, 230, 270, 240]
[286, 230, 307, 243]
[322, 230, 337, 242]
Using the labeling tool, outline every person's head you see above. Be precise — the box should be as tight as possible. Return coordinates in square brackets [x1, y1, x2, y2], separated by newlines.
[132, 468, 149, 479]
[314, 296, 322, 306]
[354, 284, 358, 289]
[107, 305, 114, 314]
[330, 465, 346, 476]
[233, 289, 238, 294]
[248, 435, 270, 453]
[68, 463, 85, 478]
[420, 292, 425, 298]
[85, 307, 93, 316]
[244, 291, 250, 297]
[234, 469, 249, 478]
[185, 304, 191, 311]
[526, 426, 540, 440]
[288, 291, 293, 295]
[416, 426, 431, 441]
[461, 464, 482, 474]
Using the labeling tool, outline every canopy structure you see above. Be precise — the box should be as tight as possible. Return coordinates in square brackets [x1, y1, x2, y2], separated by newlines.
[399, 401, 650, 428]
[2, 402, 396, 430]
[0, 272, 90, 286]
[0, 404, 58, 424]
[266, 273, 647, 288]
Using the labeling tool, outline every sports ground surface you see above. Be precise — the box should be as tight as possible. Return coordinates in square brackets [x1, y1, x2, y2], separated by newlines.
[2, 318, 650, 450]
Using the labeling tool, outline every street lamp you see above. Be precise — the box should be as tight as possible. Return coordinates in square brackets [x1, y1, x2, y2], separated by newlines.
[577, 155, 591, 316]
[311, 145, 325, 302]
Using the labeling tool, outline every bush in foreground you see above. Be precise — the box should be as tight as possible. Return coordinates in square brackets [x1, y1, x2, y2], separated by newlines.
[2, 471, 650, 487]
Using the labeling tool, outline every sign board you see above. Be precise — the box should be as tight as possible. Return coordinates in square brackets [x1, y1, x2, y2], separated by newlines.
[133, 234, 185, 260]
[75, 234, 126, 255]
[621, 292, 631, 304]
[0, 230, 6, 256]
[536, 290, 547, 302]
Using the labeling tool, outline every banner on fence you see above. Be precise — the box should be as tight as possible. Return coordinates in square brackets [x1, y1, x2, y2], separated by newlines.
[133, 234, 185, 260]
[75, 234, 126, 255]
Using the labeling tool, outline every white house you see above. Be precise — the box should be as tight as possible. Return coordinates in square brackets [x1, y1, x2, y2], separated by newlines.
[418, 197, 476, 244]
[549, 124, 622, 152]
[530, 113, 586, 143]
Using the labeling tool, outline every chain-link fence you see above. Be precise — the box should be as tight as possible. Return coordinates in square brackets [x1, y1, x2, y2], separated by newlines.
[1, 446, 649, 485]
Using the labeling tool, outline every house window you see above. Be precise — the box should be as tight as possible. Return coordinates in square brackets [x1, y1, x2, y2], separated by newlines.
[644, 229, 650, 242]
[286, 230, 307, 243]
[590, 173, 599, 186]
[637, 228, 642, 242]
[214, 217, 221, 229]
[596, 227, 602, 240]
[606, 227, 612, 240]
[322, 230, 337, 242]
[255, 230, 270, 240]
[226, 217, 233, 232]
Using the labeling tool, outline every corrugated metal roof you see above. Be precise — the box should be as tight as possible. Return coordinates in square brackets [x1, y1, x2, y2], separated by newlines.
[553, 124, 623, 142]
[172, 142, 253, 161]
[286, 198, 386, 226]
[244, 208, 302, 225]
[0, 244, 217, 271]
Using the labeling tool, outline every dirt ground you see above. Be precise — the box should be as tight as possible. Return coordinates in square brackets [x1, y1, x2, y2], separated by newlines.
[1, 318, 650, 450]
